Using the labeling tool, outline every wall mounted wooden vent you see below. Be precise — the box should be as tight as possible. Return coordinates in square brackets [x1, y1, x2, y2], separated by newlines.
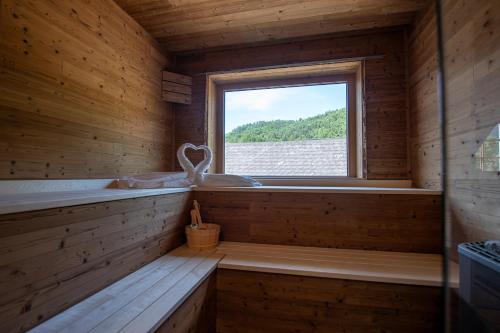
[162, 71, 192, 104]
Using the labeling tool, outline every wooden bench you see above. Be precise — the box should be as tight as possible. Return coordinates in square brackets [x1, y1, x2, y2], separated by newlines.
[29, 246, 222, 333]
[30, 241, 458, 333]
[215, 242, 459, 333]
[216, 241, 459, 287]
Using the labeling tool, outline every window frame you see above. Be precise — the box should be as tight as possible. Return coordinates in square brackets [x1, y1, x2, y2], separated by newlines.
[214, 73, 358, 178]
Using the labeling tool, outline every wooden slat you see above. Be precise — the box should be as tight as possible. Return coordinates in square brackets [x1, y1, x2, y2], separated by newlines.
[0, 187, 191, 215]
[194, 190, 442, 253]
[0, 192, 191, 333]
[114, 0, 428, 52]
[0, 0, 174, 179]
[28, 247, 222, 333]
[155, 272, 216, 333]
[120, 254, 222, 333]
[162, 71, 193, 86]
[408, 3, 441, 191]
[28, 246, 195, 332]
[217, 269, 443, 333]
[163, 81, 192, 95]
[216, 242, 458, 287]
[162, 91, 192, 105]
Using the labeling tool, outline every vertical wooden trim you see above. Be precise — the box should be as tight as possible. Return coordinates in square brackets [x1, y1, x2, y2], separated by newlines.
[404, 28, 412, 183]
[215, 88, 225, 173]
[356, 62, 366, 178]
[361, 61, 368, 178]
[347, 76, 357, 177]
[206, 76, 217, 173]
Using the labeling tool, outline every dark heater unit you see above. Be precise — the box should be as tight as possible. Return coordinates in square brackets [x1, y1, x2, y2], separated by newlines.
[459, 242, 500, 333]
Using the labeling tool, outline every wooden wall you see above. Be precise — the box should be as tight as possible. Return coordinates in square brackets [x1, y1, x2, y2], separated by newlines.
[195, 191, 442, 253]
[408, 3, 441, 190]
[441, 0, 500, 256]
[217, 269, 442, 333]
[174, 29, 409, 179]
[0, 0, 174, 179]
[0, 192, 191, 333]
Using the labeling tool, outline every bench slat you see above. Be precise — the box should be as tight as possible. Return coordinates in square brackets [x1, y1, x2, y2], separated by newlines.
[216, 242, 459, 287]
[120, 254, 222, 333]
[29, 246, 220, 333]
[89, 252, 216, 333]
[28, 247, 193, 332]
[62, 247, 198, 332]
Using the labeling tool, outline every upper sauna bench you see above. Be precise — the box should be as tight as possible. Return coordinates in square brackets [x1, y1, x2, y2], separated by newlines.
[0, 179, 441, 215]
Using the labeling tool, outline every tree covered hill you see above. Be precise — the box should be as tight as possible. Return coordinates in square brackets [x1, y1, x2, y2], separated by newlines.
[225, 108, 346, 143]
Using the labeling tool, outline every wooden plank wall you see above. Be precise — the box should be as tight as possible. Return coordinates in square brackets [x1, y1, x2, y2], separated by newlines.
[217, 269, 442, 333]
[408, 4, 441, 190]
[155, 272, 216, 333]
[0, 0, 173, 179]
[0, 192, 191, 333]
[194, 191, 442, 253]
[441, 0, 500, 257]
[174, 29, 409, 179]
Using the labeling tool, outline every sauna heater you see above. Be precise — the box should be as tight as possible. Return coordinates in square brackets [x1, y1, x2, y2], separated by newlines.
[459, 242, 500, 333]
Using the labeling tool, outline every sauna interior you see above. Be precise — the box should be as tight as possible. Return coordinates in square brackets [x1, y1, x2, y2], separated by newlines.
[1, 0, 499, 332]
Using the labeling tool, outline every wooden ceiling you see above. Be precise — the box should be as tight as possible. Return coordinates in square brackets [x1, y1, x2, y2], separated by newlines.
[115, 0, 429, 52]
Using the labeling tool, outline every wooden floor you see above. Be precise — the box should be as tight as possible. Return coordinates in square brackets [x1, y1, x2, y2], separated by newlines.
[217, 242, 458, 287]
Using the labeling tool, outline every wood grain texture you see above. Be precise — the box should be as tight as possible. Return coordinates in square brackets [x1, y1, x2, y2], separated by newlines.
[194, 191, 442, 253]
[408, 3, 441, 190]
[174, 30, 410, 179]
[0, 192, 191, 333]
[217, 269, 443, 333]
[114, 0, 428, 52]
[0, 0, 174, 179]
[441, 0, 500, 258]
[155, 272, 216, 333]
[216, 242, 456, 287]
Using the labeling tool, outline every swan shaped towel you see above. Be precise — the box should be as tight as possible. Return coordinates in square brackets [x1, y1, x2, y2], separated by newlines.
[177, 143, 261, 187]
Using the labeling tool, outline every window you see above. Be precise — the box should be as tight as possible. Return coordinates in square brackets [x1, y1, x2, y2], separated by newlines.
[225, 83, 348, 176]
[208, 63, 362, 180]
[475, 124, 500, 172]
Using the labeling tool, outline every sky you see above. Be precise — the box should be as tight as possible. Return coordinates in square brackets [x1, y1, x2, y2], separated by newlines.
[224, 83, 347, 133]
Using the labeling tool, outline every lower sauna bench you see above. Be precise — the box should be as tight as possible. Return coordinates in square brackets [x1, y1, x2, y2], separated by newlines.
[215, 242, 459, 333]
[28, 246, 222, 333]
[29, 242, 457, 333]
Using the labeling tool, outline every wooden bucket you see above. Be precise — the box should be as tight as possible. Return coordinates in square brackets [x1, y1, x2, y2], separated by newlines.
[185, 223, 220, 250]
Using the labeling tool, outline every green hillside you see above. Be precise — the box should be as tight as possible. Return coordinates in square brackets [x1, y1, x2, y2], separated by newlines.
[225, 108, 346, 143]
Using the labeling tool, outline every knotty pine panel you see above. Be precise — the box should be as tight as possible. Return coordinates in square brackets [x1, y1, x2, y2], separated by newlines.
[441, 0, 500, 257]
[0, 192, 191, 333]
[155, 272, 216, 333]
[194, 191, 442, 253]
[174, 29, 409, 179]
[114, 0, 426, 52]
[0, 0, 173, 179]
[408, 3, 441, 190]
[217, 269, 442, 333]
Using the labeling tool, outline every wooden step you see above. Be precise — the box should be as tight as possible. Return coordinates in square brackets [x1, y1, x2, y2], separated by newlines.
[29, 246, 222, 333]
[216, 241, 459, 287]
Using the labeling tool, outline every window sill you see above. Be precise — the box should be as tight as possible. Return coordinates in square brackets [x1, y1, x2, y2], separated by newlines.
[194, 186, 442, 195]
[252, 177, 412, 188]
